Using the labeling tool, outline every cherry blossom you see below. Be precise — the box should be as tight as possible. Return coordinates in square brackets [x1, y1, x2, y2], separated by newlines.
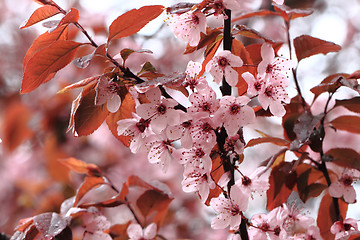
[184, 61, 208, 91]
[235, 166, 269, 197]
[166, 112, 198, 149]
[292, 226, 322, 240]
[242, 72, 266, 97]
[258, 81, 290, 117]
[328, 169, 360, 203]
[82, 208, 112, 240]
[172, 143, 212, 171]
[95, 76, 121, 113]
[223, 134, 245, 155]
[331, 218, 359, 240]
[257, 43, 293, 86]
[248, 206, 288, 240]
[145, 134, 174, 172]
[190, 116, 218, 148]
[117, 112, 152, 153]
[282, 203, 315, 236]
[188, 87, 219, 116]
[210, 186, 248, 229]
[171, 11, 207, 46]
[214, 95, 255, 136]
[127, 223, 157, 240]
[136, 87, 181, 134]
[206, 50, 243, 87]
[182, 162, 215, 202]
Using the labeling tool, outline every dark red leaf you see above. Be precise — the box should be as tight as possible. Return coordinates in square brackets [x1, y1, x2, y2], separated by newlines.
[22, 40, 83, 93]
[23, 24, 68, 71]
[120, 48, 152, 64]
[334, 97, 360, 113]
[58, 76, 100, 93]
[330, 115, 360, 134]
[59, 157, 102, 177]
[234, 25, 274, 43]
[348, 70, 360, 79]
[317, 194, 348, 239]
[325, 148, 360, 172]
[106, 91, 135, 146]
[73, 176, 105, 206]
[33, 213, 67, 239]
[293, 35, 341, 62]
[310, 73, 349, 101]
[273, 4, 313, 21]
[232, 9, 280, 22]
[296, 163, 326, 202]
[245, 137, 289, 148]
[58, 8, 79, 26]
[20, 5, 60, 29]
[108, 5, 164, 42]
[73, 84, 109, 136]
[267, 162, 297, 210]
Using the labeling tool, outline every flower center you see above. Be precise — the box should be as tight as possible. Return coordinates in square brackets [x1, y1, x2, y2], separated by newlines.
[344, 223, 352, 231]
[260, 223, 270, 231]
[231, 204, 240, 216]
[218, 57, 229, 68]
[136, 118, 150, 133]
[266, 64, 274, 74]
[230, 104, 240, 114]
[242, 176, 252, 186]
[202, 103, 211, 112]
[182, 121, 192, 128]
[201, 122, 212, 133]
[157, 104, 167, 115]
[195, 148, 205, 158]
[341, 175, 353, 187]
[191, 13, 200, 25]
[107, 82, 119, 93]
[254, 81, 262, 91]
[265, 86, 273, 97]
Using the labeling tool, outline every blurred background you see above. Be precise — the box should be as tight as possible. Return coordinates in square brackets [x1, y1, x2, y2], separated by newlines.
[0, 0, 359, 239]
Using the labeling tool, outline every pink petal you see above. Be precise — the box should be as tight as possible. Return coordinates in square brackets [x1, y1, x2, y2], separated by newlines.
[144, 223, 157, 239]
[343, 186, 356, 203]
[107, 94, 121, 113]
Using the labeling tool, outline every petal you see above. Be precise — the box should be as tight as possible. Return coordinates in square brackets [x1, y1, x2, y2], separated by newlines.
[127, 223, 143, 238]
[211, 214, 231, 229]
[144, 223, 157, 239]
[343, 186, 356, 203]
[224, 68, 239, 87]
[269, 101, 286, 117]
[107, 94, 121, 113]
[328, 181, 344, 198]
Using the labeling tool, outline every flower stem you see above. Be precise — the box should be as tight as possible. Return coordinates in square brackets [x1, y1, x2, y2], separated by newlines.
[221, 9, 232, 97]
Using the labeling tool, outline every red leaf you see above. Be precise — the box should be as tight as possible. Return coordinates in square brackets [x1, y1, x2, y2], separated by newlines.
[58, 76, 100, 93]
[293, 35, 341, 62]
[334, 97, 360, 113]
[267, 162, 297, 210]
[106, 91, 135, 146]
[325, 148, 360, 172]
[232, 9, 280, 22]
[234, 25, 275, 43]
[33, 213, 67, 238]
[23, 24, 68, 71]
[20, 5, 60, 29]
[58, 8, 79, 26]
[310, 74, 349, 101]
[108, 5, 164, 42]
[184, 28, 222, 54]
[245, 137, 289, 148]
[59, 157, 102, 177]
[3, 102, 33, 151]
[73, 176, 105, 206]
[348, 70, 360, 79]
[273, 4, 313, 21]
[199, 38, 222, 76]
[136, 190, 172, 223]
[296, 163, 326, 202]
[22, 40, 83, 93]
[74, 84, 109, 136]
[232, 39, 252, 96]
[330, 115, 360, 134]
[120, 48, 153, 64]
[317, 194, 348, 239]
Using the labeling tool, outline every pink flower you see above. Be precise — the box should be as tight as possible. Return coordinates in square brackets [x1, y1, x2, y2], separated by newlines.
[206, 50, 243, 87]
[224, 134, 245, 155]
[117, 113, 152, 153]
[281, 203, 315, 236]
[242, 72, 266, 97]
[95, 76, 121, 113]
[214, 95, 255, 136]
[210, 186, 249, 229]
[293, 226, 322, 240]
[257, 43, 293, 86]
[172, 143, 212, 168]
[127, 223, 157, 240]
[82, 209, 112, 240]
[248, 206, 288, 240]
[182, 163, 215, 202]
[258, 81, 290, 117]
[171, 11, 207, 46]
[235, 166, 269, 196]
[136, 88, 181, 134]
[145, 134, 174, 172]
[328, 169, 360, 203]
[190, 116, 218, 148]
[331, 218, 359, 240]
[184, 61, 208, 91]
[188, 87, 219, 116]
